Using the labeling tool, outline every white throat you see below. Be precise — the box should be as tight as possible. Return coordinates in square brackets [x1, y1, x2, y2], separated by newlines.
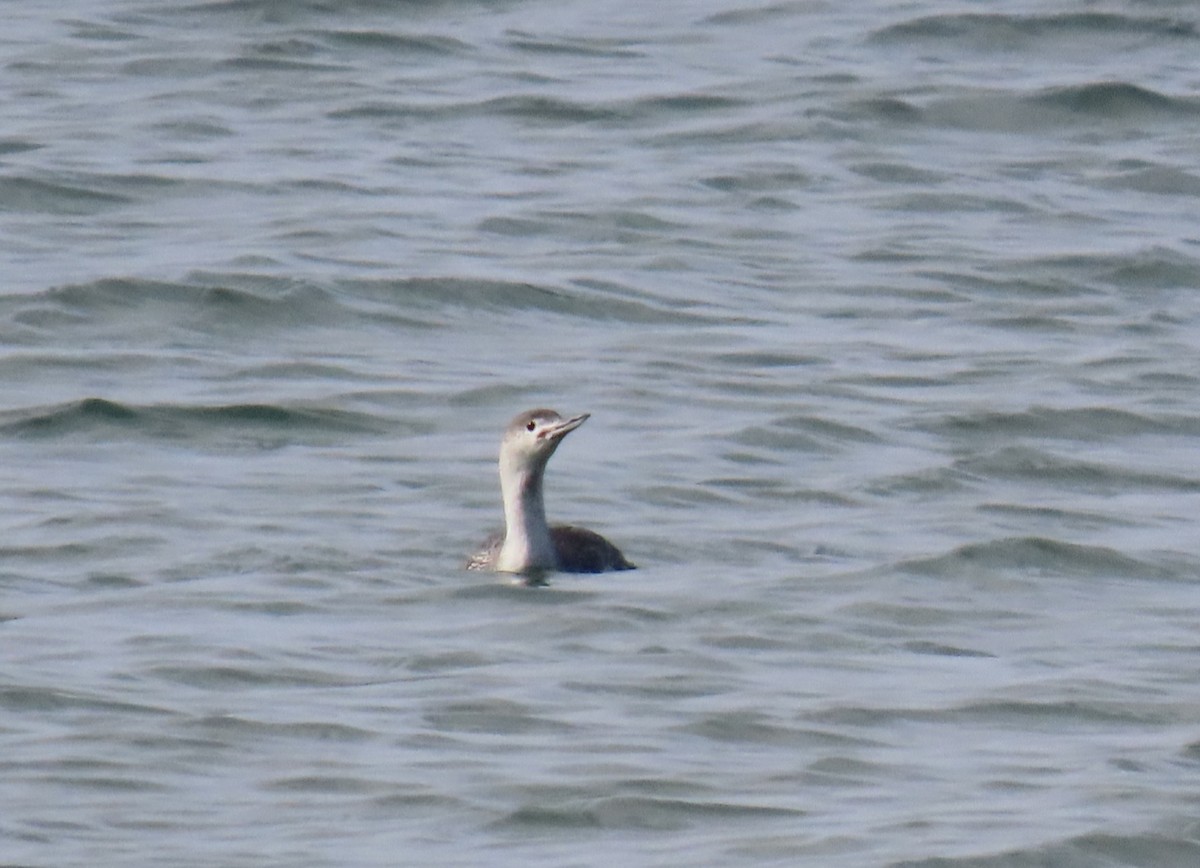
[495, 457, 558, 574]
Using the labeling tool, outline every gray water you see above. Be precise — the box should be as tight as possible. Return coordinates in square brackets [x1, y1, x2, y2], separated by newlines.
[3, 1, 1200, 865]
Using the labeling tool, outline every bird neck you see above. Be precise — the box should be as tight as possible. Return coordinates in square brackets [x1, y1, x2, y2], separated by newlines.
[497, 459, 558, 573]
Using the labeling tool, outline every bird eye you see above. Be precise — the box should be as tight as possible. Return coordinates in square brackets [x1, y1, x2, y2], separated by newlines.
[526, 420, 536, 431]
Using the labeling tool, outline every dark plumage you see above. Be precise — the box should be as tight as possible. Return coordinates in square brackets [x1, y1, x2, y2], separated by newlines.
[467, 525, 635, 574]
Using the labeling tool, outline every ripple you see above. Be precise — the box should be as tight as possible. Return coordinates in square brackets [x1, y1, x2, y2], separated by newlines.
[872, 12, 1198, 47]
[928, 405, 1200, 442]
[898, 82, 1200, 134]
[181, 714, 377, 742]
[0, 397, 387, 444]
[424, 699, 575, 735]
[956, 446, 1200, 494]
[0, 176, 131, 215]
[898, 537, 1179, 581]
[499, 795, 803, 832]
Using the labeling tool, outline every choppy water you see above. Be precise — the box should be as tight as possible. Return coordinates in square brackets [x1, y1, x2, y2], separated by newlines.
[3, 1, 1200, 865]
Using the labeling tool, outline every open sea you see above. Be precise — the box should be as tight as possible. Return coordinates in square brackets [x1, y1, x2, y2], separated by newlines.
[3, 1, 1199, 865]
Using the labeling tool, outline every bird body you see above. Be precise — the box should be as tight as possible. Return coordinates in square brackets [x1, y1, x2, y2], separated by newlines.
[466, 409, 635, 577]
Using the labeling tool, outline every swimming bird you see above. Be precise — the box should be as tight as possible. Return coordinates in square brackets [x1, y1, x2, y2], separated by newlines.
[466, 408, 635, 577]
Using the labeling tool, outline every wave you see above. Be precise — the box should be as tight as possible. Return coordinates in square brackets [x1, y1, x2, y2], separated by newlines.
[1008, 246, 1200, 290]
[330, 275, 719, 324]
[176, 0, 461, 23]
[2, 276, 415, 343]
[1032, 81, 1190, 117]
[3, 272, 697, 338]
[320, 29, 471, 57]
[954, 446, 1200, 494]
[872, 12, 1197, 46]
[852, 82, 1200, 134]
[0, 176, 132, 216]
[891, 827, 1200, 868]
[497, 795, 804, 831]
[504, 30, 645, 60]
[930, 405, 1200, 442]
[0, 397, 387, 444]
[1102, 164, 1200, 198]
[816, 695, 1160, 728]
[333, 89, 746, 128]
[897, 536, 1179, 581]
[10, 275, 335, 319]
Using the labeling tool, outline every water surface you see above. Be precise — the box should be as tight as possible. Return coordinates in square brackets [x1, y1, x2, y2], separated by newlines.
[2, 1, 1199, 865]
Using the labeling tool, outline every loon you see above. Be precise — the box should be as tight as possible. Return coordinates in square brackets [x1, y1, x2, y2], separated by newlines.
[466, 408, 635, 577]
